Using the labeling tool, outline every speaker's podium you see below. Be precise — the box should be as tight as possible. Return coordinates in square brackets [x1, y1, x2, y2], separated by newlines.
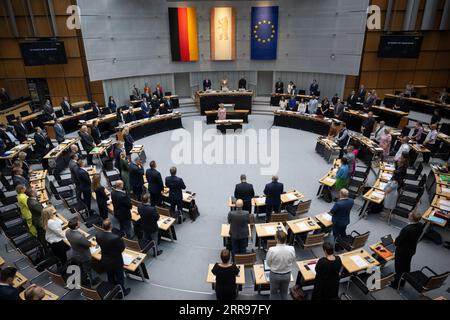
[215, 119, 244, 134]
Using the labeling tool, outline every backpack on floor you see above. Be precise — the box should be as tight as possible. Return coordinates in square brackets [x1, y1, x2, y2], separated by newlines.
[290, 285, 305, 300]
[189, 199, 200, 222]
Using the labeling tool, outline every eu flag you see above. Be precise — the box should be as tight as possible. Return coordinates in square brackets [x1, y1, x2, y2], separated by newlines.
[251, 6, 279, 60]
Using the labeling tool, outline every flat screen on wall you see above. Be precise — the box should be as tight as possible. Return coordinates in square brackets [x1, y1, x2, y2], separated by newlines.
[377, 34, 423, 59]
[19, 41, 68, 66]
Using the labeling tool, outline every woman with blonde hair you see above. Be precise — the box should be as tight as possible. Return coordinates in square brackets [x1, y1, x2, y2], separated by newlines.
[92, 173, 109, 219]
[122, 126, 135, 155]
[16, 185, 37, 236]
[42, 207, 68, 266]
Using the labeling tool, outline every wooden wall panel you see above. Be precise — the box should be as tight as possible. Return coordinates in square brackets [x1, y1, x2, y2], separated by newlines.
[377, 71, 396, 89]
[30, 0, 50, 15]
[24, 65, 46, 78]
[66, 77, 87, 96]
[53, 0, 73, 15]
[45, 65, 66, 78]
[63, 58, 84, 77]
[35, 16, 53, 37]
[47, 78, 68, 97]
[360, 72, 379, 88]
[3, 60, 25, 78]
[0, 40, 21, 59]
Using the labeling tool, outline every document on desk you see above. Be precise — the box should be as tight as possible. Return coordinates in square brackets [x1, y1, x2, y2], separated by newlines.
[320, 213, 332, 221]
[296, 222, 308, 232]
[382, 174, 393, 180]
[372, 191, 385, 199]
[439, 199, 450, 207]
[308, 263, 317, 275]
[324, 177, 336, 184]
[379, 182, 387, 190]
[255, 198, 266, 205]
[285, 194, 297, 201]
[350, 255, 368, 268]
[90, 246, 100, 255]
[264, 226, 276, 235]
[122, 253, 134, 266]
[442, 187, 450, 194]
[439, 204, 450, 212]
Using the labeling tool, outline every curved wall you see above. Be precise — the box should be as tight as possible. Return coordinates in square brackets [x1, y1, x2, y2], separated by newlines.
[78, 0, 369, 82]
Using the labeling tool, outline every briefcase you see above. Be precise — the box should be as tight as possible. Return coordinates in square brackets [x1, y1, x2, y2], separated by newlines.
[189, 199, 200, 222]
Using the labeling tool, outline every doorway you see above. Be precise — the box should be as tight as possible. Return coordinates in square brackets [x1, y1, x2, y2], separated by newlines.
[257, 71, 273, 96]
[174, 73, 191, 98]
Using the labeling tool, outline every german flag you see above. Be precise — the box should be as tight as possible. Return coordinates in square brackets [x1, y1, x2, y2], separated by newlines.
[169, 7, 199, 62]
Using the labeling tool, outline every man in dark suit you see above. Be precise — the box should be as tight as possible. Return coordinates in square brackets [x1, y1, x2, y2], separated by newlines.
[392, 211, 423, 288]
[54, 118, 66, 144]
[0, 123, 16, 150]
[346, 90, 358, 108]
[42, 100, 55, 122]
[310, 79, 319, 96]
[238, 77, 247, 90]
[129, 155, 144, 201]
[0, 88, 11, 104]
[140, 97, 151, 118]
[138, 194, 162, 256]
[12, 167, 29, 189]
[66, 217, 94, 285]
[77, 159, 92, 211]
[203, 79, 212, 91]
[264, 176, 284, 223]
[165, 167, 186, 224]
[91, 120, 102, 145]
[96, 219, 130, 297]
[14, 116, 28, 143]
[60, 96, 73, 115]
[33, 127, 50, 159]
[329, 189, 354, 248]
[0, 267, 20, 300]
[27, 188, 46, 246]
[234, 174, 255, 213]
[146, 161, 164, 206]
[357, 85, 366, 102]
[92, 101, 102, 118]
[228, 200, 251, 256]
[79, 125, 95, 165]
[275, 78, 284, 94]
[111, 180, 133, 239]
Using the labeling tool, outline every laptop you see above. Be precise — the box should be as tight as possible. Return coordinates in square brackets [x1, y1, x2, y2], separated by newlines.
[381, 234, 395, 252]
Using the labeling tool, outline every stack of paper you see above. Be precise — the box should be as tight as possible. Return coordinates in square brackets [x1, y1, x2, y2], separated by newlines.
[442, 187, 450, 194]
[286, 194, 297, 201]
[90, 246, 100, 254]
[321, 213, 332, 221]
[350, 255, 368, 268]
[308, 263, 317, 275]
[264, 226, 276, 235]
[372, 191, 385, 199]
[122, 253, 134, 266]
[296, 222, 308, 232]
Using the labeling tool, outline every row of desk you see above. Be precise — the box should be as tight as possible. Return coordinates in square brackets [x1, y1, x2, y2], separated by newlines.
[384, 94, 450, 118]
[195, 91, 253, 115]
[273, 110, 338, 136]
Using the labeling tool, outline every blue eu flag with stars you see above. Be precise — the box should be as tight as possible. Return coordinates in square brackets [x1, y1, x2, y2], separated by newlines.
[251, 6, 279, 60]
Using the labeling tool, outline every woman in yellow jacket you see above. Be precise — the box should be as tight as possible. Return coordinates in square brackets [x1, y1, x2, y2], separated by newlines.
[16, 185, 37, 236]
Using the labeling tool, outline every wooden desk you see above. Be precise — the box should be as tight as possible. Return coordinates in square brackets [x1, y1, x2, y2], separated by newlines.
[125, 205, 176, 241]
[253, 264, 294, 294]
[422, 207, 448, 228]
[206, 264, 245, 286]
[0, 140, 35, 163]
[297, 259, 319, 283]
[360, 188, 385, 217]
[379, 162, 396, 172]
[436, 184, 450, 198]
[286, 217, 321, 234]
[251, 190, 304, 217]
[371, 105, 409, 129]
[315, 213, 333, 228]
[255, 222, 287, 249]
[273, 110, 339, 136]
[29, 170, 48, 182]
[44, 108, 94, 139]
[340, 249, 380, 273]
[431, 196, 450, 211]
[0, 100, 32, 124]
[19, 288, 59, 300]
[0, 256, 4, 266]
[220, 224, 252, 239]
[13, 271, 28, 288]
[43, 139, 79, 160]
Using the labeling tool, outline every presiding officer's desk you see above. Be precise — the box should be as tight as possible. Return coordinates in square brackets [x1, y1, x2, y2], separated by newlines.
[205, 109, 249, 124]
[195, 90, 254, 115]
[273, 110, 340, 136]
[116, 112, 182, 141]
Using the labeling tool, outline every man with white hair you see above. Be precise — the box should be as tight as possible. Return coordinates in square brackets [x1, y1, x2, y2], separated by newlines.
[129, 155, 144, 201]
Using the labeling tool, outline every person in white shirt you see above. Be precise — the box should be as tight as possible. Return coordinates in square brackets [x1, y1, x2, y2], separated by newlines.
[266, 231, 296, 300]
[42, 207, 68, 266]
[279, 97, 287, 110]
[423, 124, 438, 163]
[298, 98, 307, 113]
[287, 81, 295, 95]
[372, 121, 386, 143]
[394, 137, 410, 162]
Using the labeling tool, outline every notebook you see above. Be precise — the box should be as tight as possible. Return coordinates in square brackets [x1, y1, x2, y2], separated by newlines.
[381, 234, 396, 252]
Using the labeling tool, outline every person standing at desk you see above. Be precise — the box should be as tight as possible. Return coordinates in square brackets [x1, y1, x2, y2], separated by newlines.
[80, 125, 95, 166]
[120, 152, 130, 192]
[211, 249, 240, 301]
[361, 112, 376, 138]
[380, 174, 400, 221]
[27, 188, 46, 246]
[111, 180, 133, 239]
[346, 90, 358, 108]
[423, 124, 438, 163]
[92, 174, 109, 219]
[203, 79, 212, 91]
[143, 83, 151, 98]
[410, 122, 424, 142]
[264, 176, 284, 223]
[334, 98, 345, 120]
[311, 242, 342, 300]
[122, 127, 134, 156]
[108, 96, 117, 113]
[335, 157, 349, 192]
[53, 118, 66, 144]
[165, 166, 187, 224]
[372, 121, 386, 143]
[146, 160, 164, 207]
[96, 219, 131, 297]
[234, 174, 255, 213]
[16, 184, 36, 236]
[42, 207, 68, 267]
[218, 104, 227, 121]
[14, 116, 28, 143]
[132, 84, 141, 99]
[310, 79, 319, 96]
[42, 99, 56, 122]
[138, 194, 162, 256]
[335, 123, 349, 152]
[60, 96, 73, 116]
[307, 96, 319, 115]
[357, 84, 367, 102]
[140, 97, 151, 119]
[154, 83, 164, 99]
[379, 128, 392, 159]
[238, 76, 247, 90]
[221, 78, 229, 91]
[298, 98, 307, 114]
[394, 136, 411, 163]
[266, 231, 296, 300]
[91, 101, 102, 118]
[0, 87, 11, 103]
[329, 188, 353, 248]
[275, 79, 284, 94]
[392, 211, 423, 289]
[0, 123, 17, 150]
[287, 81, 295, 96]
[129, 155, 144, 201]
[0, 267, 20, 300]
[91, 120, 102, 145]
[114, 141, 125, 172]
[77, 159, 92, 211]
[228, 200, 251, 256]
[150, 95, 159, 114]
[66, 217, 94, 285]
